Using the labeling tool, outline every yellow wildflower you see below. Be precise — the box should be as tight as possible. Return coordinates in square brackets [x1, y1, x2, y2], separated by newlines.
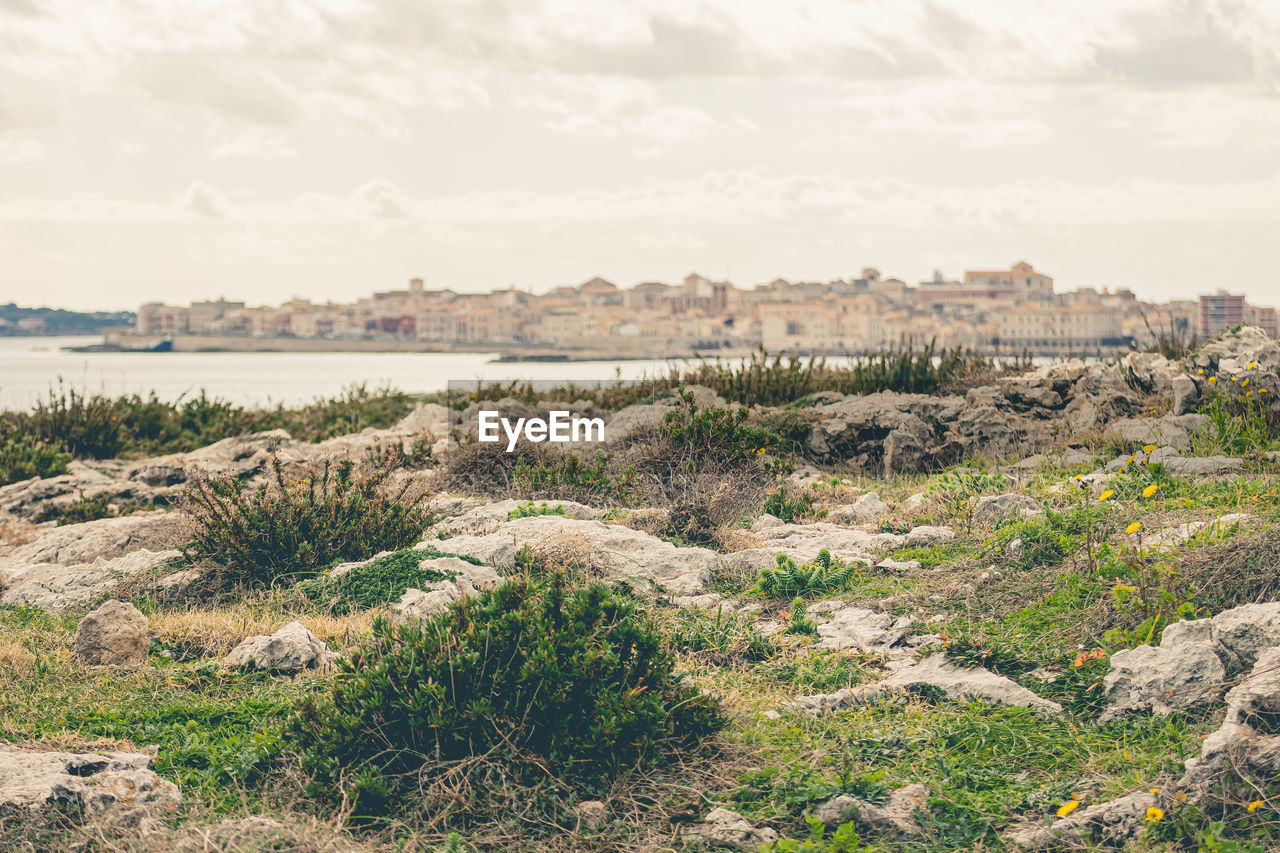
[1261, 388, 1270, 394]
[1099, 490, 1115, 501]
[1145, 807, 1164, 822]
[1142, 484, 1159, 498]
[1057, 800, 1080, 817]
[1242, 378, 1250, 387]
[1175, 790, 1188, 803]
[1248, 361, 1257, 369]
[1149, 788, 1159, 794]
[1197, 368, 1204, 375]
[1126, 522, 1142, 535]
[1248, 800, 1264, 812]
[1142, 444, 1157, 453]
[1208, 376, 1217, 384]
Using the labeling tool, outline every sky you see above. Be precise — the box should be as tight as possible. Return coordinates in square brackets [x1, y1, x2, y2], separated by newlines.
[2, 0, 1279, 311]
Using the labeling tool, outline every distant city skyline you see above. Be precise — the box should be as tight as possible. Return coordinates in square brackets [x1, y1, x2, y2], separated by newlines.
[3, 0, 1279, 310]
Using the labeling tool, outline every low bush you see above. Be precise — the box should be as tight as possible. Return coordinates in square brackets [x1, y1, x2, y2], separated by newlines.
[0, 435, 71, 486]
[756, 549, 856, 597]
[181, 458, 431, 591]
[1, 382, 418, 461]
[512, 449, 638, 504]
[294, 547, 472, 615]
[54, 492, 115, 526]
[290, 578, 725, 824]
[507, 500, 566, 520]
[763, 485, 815, 523]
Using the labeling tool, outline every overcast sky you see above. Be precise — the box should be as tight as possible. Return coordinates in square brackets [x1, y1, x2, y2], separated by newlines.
[2, 0, 1278, 310]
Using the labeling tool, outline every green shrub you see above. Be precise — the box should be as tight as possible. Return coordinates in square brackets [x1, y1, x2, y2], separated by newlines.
[181, 459, 431, 590]
[512, 449, 638, 504]
[507, 501, 566, 520]
[0, 435, 71, 486]
[660, 389, 781, 464]
[294, 547, 473, 615]
[54, 491, 115, 526]
[290, 579, 725, 822]
[757, 549, 856, 597]
[1193, 381, 1278, 456]
[764, 485, 814, 523]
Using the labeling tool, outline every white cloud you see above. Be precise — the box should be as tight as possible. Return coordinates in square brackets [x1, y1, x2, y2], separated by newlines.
[0, 133, 42, 161]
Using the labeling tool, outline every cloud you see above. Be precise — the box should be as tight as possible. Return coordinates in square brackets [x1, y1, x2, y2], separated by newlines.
[127, 55, 303, 126]
[178, 182, 232, 218]
[0, 133, 42, 161]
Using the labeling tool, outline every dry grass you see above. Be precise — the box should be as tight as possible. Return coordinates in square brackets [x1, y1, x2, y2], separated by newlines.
[146, 606, 378, 658]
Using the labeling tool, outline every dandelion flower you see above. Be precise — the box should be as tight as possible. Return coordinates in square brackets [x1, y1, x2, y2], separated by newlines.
[1248, 800, 1264, 812]
[1142, 484, 1159, 498]
[1197, 369, 1204, 375]
[1261, 388, 1270, 394]
[1242, 378, 1250, 387]
[1100, 490, 1115, 501]
[1149, 788, 1159, 795]
[1145, 807, 1164, 822]
[1248, 361, 1257, 369]
[1126, 522, 1142, 535]
[1209, 376, 1217, 384]
[1143, 444, 1157, 453]
[1057, 800, 1080, 817]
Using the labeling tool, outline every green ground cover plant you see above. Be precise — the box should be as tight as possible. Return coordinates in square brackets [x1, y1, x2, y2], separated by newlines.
[294, 547, 477, 615]
[0, 434, 71, 486]
[756, 550, 857, 597]
[182, 458, 431, 591]
[289, 578, 725, 826]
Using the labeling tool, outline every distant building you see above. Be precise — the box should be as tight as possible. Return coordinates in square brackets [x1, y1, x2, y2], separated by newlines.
[996, 302, 1129, 354]
[1200, 291, 1245, 339]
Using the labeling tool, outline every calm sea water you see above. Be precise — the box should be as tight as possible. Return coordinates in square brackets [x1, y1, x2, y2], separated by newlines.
[0, 336, 698, 409]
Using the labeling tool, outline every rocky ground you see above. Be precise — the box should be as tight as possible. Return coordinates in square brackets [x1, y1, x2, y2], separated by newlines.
[1, 327, 1279, 852]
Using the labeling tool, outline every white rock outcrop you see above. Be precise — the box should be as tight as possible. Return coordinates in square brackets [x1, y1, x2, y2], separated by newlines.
[222, 621, 336, 672]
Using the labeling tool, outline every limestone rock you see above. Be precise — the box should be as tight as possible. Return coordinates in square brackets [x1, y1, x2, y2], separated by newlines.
[0, 548, 183, 610]
[1101, 602, 1280, 720]
[0, 744, 181, 823]
[1101, 619, 1226, 720]
[682, 807, 778, 850]
[1012, 643, 1280, 850]
[812, 783, 930, 839]
[73, 599, 149, 666]
[440, 499, 602, 536]
[432, 516, 715, 595]
[222, 621, 336, 672]
[827, 492, 890, 524]
[972, 493, 1042, 524]
[1102, 414, 1207, 451]
[788, 653, 1062, 717]
[2, 513, 186, 566]
[571, 800, 609, 831]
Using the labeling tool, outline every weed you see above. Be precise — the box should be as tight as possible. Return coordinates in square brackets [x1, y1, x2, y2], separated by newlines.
[764, 485, 815, 523]
[507, 501, 566, 520]
[756, 550, 856, 597]
[0, 435, 71, 487]
[294, 547, 472, 615]
[181, 458, 431, 591]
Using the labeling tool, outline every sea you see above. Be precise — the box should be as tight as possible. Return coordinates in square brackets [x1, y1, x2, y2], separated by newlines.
[0, 336, 701, 410]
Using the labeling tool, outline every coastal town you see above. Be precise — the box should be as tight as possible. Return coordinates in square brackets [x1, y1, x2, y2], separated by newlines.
[125, 262, 1278, 358]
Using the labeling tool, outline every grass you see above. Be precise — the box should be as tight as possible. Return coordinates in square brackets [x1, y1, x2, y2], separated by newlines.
[0, 382, 419, 461]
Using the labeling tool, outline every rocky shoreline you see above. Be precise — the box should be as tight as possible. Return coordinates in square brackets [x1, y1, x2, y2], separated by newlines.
[1, 326, 1278, 851]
